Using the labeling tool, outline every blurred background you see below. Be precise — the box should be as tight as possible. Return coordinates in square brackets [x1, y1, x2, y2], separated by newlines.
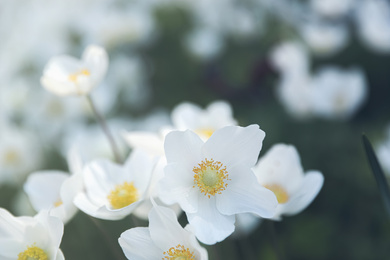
[1, 0, 390, 259]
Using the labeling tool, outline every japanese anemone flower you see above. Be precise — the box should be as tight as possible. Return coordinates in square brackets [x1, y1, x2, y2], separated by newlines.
[119, 200, 208, 260]
[253, 143, 324, 220]
[74, 149, 154, 220]
[0, 208, 64, 260]
[159, 125, 277, 244]
[41, 45, 108, 96]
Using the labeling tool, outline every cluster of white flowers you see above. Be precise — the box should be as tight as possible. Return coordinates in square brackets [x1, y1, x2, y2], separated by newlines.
[0, 45, 325, 259]
[270, 41, 368, 120]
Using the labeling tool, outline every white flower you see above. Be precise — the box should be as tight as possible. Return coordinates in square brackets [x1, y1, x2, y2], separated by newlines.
[310, 0, 353, 18]
[356, 0, 390, 53]
[270, 41, 309, 77]
[0, 123, 43, 185]
[310, 67, 367, 119]
[253, 144, 324, 220]
[74, 149, 154, 220]
[123, 100, 237, 156]
[41, 45, 108, 96]
[23, 146, 84, 223]
[171, 101, 238, 141]
[299, 22, 349, 56]
[159, 125, 278, 244]
[0, 208, 64, 260]
[184, 27, 223, 59]
[119, 201, 208, 260]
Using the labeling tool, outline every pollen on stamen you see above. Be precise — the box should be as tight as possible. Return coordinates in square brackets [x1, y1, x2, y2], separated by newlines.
[264, 184, 289, 204]
[193, 158, 230, 198]
[195, 128, 214, 139]
[68, 69, 90, 82]
[107, 181, 139, 209]
[162, 244, 195, 260]
[54, 199, 63, 207]
[18, 245, 48, 260]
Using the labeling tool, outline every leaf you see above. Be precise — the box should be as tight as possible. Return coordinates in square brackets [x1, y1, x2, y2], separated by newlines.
[362, 134, 390, 218]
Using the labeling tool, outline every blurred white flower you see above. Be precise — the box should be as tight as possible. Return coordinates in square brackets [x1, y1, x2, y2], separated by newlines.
[172, 101, 238, 141]
[232, 213, 262, 238]
[310, 0, 353, 18]
[356, 0, 390, 53]
[310, 67, 367, 119]
[253, 144, 324, 220]
[123, 100, 237, 156]
[270, 41, 309, 77]
[159, 125, 277, 244]
[74, 149, 155, 220]
[0, 124, 43, 185]
[184, 27, 223, 59]
[276, 73, 314, 119]
[119, 201, 208, 260]
[41, 45, 108, 96]
[23, 147, 84, 223]
[299, 22, 349, 56]
[0, 208, 64, 260]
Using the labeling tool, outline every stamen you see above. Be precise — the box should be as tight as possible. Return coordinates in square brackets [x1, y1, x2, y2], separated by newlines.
[54, 199, 63, 207]
[193, 158, 230, 198]
[163, 244, 195, 260]
[18, 245, 48, 260]
[195, 128, 214, 139]
[68, 69, 90, 82]
[264, 184, 289, 204]
[107, 181, 139, 209]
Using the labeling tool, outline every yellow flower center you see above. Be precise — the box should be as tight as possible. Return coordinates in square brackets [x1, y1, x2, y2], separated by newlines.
[163, 244, 195, 260]
[68, 69, 90, 82]
[193, 158, 230, 198]
[107, 181, 139, 209]
[264, 184, 289, 204]
[54, 199, 63, 207]
[195, 128, 214, 139]
[18, 245, 48, 260]
[3, 148, 20, 165]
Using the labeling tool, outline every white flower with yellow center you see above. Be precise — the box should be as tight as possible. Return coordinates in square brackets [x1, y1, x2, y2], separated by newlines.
[119, 201, 208, 260]
[172, 101, 237, 141]
[0, 208, 64, 260]
[41, 45, 108, 96]
[23, 147, 84, 223]
[74, 149, 154, 220]
[253, 144, 324, 220]
[159, 125, 278, 245]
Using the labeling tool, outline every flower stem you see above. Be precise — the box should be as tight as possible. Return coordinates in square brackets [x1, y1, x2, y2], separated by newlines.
[86, 95, 122, 163]
[268, 220, 284, 260]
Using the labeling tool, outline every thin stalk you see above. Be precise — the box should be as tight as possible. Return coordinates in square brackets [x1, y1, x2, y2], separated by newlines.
[86, 95, 121, 163]
[268, 220, 284, 260]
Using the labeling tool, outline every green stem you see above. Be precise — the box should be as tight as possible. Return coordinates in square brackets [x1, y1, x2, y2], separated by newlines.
[268, 220, 284, 260]
[86, 95, 122, 163]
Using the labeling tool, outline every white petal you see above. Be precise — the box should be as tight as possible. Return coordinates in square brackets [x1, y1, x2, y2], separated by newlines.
[206, 101, 237, 126]
[119, 227, 162, 260]
[0, 238, 24, 259]
[164, 130, 204, 169]
[159, 163, 199, 213]
[82, 45, 108, 85]
[216, 167, 277, 218]
[0, 208, 25, 238]
[202, 125, 265, 169]
[171, 102, 202, 130]
[122, 131, 165, 156]
[186, 195, 235, 245]
[35, 211, 64, 251]
[56, 250, 65, 260]
[124, 149, 154, 195]
[149, 204, 189, 251]
[24, 171, 68, 212]
[279, 171, 324, 216]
